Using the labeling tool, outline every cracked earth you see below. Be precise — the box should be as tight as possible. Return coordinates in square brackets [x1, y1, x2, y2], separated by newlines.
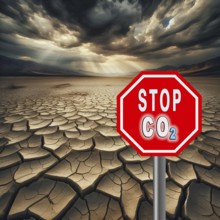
[0, 77, 220, 220]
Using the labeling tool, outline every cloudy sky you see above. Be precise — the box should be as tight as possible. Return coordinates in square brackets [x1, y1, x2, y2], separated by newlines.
[0, 0, 220, 76]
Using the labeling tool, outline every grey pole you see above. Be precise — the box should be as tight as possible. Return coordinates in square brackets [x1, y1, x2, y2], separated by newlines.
[154, 156, 166, 220]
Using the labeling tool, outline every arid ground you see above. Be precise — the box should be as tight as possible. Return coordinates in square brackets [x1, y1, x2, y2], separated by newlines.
[0, 76, 220, 220]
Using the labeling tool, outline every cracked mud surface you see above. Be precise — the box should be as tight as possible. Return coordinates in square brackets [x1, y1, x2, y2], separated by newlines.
[0, 77, 220, 220]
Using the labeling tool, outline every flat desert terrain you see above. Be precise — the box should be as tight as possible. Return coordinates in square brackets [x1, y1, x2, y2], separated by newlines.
[0, 76, 220, 220]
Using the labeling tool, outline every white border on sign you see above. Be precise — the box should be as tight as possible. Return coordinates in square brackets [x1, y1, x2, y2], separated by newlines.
[120, 74, 199, 153]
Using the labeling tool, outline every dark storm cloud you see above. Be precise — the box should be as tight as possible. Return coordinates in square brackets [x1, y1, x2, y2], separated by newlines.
[0, 0, 161, 45]
[100, 0, 220, 64]
[0, 0, 82, 47]
[42, 0, 144, 42]
[40, 0, 220, 61]
[0, 0, 220, 73]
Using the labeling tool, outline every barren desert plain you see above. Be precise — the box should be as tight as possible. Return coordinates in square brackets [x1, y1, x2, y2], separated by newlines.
[0, 76, 220, 220]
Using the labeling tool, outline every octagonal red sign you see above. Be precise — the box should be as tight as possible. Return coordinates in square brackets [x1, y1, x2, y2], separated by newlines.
[117, 71, 202, 156]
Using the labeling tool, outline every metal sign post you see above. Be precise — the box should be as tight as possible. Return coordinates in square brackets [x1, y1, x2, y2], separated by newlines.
[154, 156, 166, 220]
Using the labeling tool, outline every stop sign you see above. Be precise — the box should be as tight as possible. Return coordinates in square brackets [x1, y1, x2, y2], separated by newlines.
[117, 71, 202, 156]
